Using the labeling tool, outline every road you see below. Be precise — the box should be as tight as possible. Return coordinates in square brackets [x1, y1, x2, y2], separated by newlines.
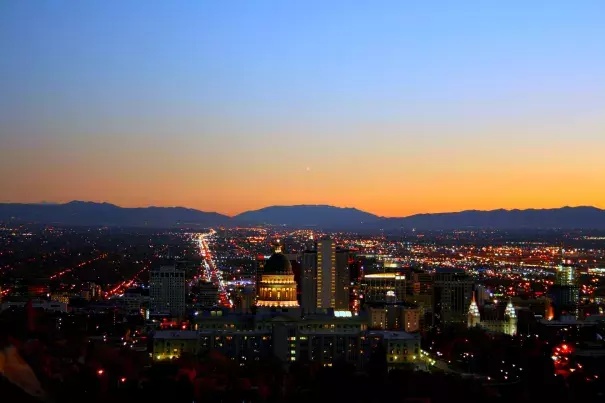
[49, 253, 109, 280]
[195, 230, 232, 308]
[104, 265, 149, 299]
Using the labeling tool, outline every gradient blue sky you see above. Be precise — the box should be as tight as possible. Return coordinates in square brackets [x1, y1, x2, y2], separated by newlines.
[1, 1, 604, 216]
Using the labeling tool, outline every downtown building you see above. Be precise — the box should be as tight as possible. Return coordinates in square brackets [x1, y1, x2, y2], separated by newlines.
[301, 239, 350, 314]
[150, 265, 186, 316]
[405, 271, 434, 329]
[255, 243, 300, 302]
[154, 308, 421, 371]
[196, 281, 220, 309]
[362, 272, 407, 304]
[468, 294, 517, 336]
[432, 268, 474, 326]
[362, 271, 421, 333]
[152, 251, 423, 371]
[549, 261, 580, 318]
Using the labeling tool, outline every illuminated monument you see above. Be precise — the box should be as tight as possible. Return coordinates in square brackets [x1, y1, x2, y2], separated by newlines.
[256, 253, 299, 308]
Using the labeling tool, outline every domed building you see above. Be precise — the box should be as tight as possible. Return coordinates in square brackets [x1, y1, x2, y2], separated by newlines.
[256, 253, 299, 308]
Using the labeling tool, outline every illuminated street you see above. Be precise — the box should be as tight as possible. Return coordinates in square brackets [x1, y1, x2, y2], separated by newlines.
[195, 230, 232, 307]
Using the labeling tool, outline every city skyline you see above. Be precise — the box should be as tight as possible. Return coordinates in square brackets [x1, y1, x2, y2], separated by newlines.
[2, 1, 604, 217]
[2, 1, 605, 401]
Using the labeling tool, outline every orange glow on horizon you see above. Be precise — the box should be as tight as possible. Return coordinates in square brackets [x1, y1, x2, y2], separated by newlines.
[2, 122, 604, 217]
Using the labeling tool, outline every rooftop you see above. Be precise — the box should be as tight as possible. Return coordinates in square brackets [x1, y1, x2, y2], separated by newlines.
[262, 253, 293, 275]
[366, 330, 419, 340]
[364, 273, 405, 279]
[153, 330, 198, 340]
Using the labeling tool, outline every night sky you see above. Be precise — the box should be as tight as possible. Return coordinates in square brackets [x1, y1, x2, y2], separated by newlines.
[1, 1, 604, 216]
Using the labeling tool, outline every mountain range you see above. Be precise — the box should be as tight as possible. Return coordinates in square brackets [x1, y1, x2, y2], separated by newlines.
[1, 201, 605, 231]
[0, 201, 228, 228]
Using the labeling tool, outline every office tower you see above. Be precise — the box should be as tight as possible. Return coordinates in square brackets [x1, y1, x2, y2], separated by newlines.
[556, 261, 578, 286]
[238, 286, 255, 314]
[301, 250, 318, 313]
[197, 281, 219, 308]
[150, 265, 186, 316]
[363, 273, 406, 304]
[317, 239, 336, 309]
[121, 288, 145, 312]
[255, 255, 267, 295]
[301, 240, 350, 313]
[406, 271, 433, 328]
[475, 284, 489, 305]
[432, 268, 474, 326]
[367, 304, 420, 332]
[550, 261, 580, 318]
[335, 250, 350, 310]
[412, 271, 433, 295]
[403, 306, 421, 332]
[382, 258, 404, 273]
[349, 258, 362, 283]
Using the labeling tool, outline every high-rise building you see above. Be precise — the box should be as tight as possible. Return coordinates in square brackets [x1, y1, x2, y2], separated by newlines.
[335, 250, 350, 310]
[363, 273, 406, 304]
[433, 269, 474, 326]
[254, 256, 267, 295]
[197, 281, 219, 308]
[150, 265, 186, 316]
[237, 286, 255, 314]
[550, 261, 580, 318]
[301, 250, 317, 313]
[475, 284, 489, 305]
[317, 239, 336, 309]
[556, 261, 578, 286]
[412, 271, 433, 295]
[407, 271, 433, 324]
[367, 304, 421, 332]
[301, 240, 350, 313]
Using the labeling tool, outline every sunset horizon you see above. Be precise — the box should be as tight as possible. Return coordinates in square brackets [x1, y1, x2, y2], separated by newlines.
[1, 2, 605, 399]
[2, 1, 603, 219]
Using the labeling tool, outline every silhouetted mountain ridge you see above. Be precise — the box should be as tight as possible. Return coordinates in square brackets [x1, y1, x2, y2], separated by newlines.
[0, 201, 229, 227]
[377, 206, 605, 230]
[234, 205, 380, 228]
[0, 202, 604, 230]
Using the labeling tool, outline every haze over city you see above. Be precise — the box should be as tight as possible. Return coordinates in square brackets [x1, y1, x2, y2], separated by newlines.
[2, 1, 604, 216]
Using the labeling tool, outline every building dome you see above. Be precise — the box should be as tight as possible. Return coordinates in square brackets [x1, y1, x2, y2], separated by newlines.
[256, 253, 299, 308]
[262, 253, 293, 275]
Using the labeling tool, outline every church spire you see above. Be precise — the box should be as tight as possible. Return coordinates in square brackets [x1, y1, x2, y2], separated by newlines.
[468, 292, 480, 328]
[505, 298, 517, 319]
